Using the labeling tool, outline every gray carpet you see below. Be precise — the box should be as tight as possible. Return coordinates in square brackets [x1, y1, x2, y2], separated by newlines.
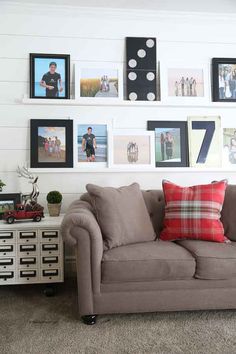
[1, 280, 236, 354]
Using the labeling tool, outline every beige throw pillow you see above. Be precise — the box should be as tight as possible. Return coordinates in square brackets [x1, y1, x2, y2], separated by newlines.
[86, 183, 156, 249]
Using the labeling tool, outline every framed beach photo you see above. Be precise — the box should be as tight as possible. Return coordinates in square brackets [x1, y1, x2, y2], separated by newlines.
[30, 53, 70, 99]
[223, 128, 236, 166]
[75, 119, 113, 168]
[30, 119, 73, 168]
[108, 130, 155, 169]
[188, 116, 222, 168]
[75, 63, 123, 100]
[160, 62, 209, 104]
[148, 121, 189, 167]
[212, 58, 236, 102]
[0, 193, 21, 219]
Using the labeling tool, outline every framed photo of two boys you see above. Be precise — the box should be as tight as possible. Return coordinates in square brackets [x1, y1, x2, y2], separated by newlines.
[30, 53, 70, 99]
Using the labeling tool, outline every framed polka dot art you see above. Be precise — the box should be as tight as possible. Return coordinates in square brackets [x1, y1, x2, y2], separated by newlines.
[126, 37, 157, 101]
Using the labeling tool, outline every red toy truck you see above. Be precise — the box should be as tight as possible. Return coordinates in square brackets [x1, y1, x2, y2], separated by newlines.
[3, 204, 44, 224]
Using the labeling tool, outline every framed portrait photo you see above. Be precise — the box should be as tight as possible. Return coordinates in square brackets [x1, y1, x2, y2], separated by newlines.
[75, 119, 113, 168]
[147, 121, 189, 167]
[30, 119, 73, 168]
[0, 193, 21, 219]
[223, 128, 236, 166]
[30, 53, 70, 99]
[212, 58, 236, 102]
[160, 62, 209, 104]
[108, 130, 155, 169]
[188, 116, 222, 168]
[75, 63, 123, 100]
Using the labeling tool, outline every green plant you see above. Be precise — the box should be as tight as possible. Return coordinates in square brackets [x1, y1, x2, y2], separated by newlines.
[46, 191, 62, 204]
[0, 179, 6, 192]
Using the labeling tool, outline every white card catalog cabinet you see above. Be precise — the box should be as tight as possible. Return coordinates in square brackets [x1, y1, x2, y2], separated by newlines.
[0, 215, 64, 286]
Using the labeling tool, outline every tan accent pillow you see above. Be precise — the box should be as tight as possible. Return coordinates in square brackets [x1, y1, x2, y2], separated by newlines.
[86, 183, 156, 249]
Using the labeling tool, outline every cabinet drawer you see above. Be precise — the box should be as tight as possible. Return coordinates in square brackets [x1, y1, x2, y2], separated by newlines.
[18, 231, 37, 243]
[41, 243, 59, 256]
[41, 268, 61, 282]
[0, 231, 16, 244]
[18, 244, 38, 256]
[0, 271, 15, 284]
[40, 230, 59, 242]
[0, 244, 15, 256]
[0, 257, 15, 271]
[18, 256, 38, 269]
[41, 256, 59, 269]
[18, 269, 38, 283]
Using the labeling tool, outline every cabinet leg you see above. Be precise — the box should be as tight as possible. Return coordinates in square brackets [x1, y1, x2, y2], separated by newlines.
[82, 315, 97, 325]
[43, 285, 56, 297]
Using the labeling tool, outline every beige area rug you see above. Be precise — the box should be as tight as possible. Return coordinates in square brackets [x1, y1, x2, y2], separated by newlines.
[1, 279, 236, 354]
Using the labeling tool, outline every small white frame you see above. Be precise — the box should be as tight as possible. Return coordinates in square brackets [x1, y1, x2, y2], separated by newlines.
[75, 62, 124, 101]
[160, 61, 210, 105]
[108, 129, 155, 169]
[74, 117, 114, 169]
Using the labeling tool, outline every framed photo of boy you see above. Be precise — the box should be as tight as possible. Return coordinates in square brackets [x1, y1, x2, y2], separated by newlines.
[30, 53, 70, 99]
[30, 119, 73, 168]
[148, 121, 189, 167]
[0, 193, 21, 219]
[75, 63, 123, 100]
[212, 58, 236, 102]
[108, 130, 155, 169]
[74, 118, 113, 168]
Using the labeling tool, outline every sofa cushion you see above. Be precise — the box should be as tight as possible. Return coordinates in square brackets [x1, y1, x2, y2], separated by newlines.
[102, 240, 195, 283]
[221, 184, 236, 241]
[177, 240, 236, 280]
[160, 180, 228, 243]
[86, 183, 156, 250]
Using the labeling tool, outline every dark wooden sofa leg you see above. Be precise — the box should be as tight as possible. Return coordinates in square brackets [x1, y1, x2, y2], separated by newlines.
[82, 315, 97, 325]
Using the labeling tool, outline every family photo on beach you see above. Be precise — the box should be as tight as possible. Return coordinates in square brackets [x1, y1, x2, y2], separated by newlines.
[155, 128, 181, 163]
[218, 64, 236, 99]
[37, 126, 66, 163]
[168, 68, 204, 97]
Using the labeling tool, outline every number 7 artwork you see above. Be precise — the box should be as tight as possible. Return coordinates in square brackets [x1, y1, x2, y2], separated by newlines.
[188, 116, 222, 168]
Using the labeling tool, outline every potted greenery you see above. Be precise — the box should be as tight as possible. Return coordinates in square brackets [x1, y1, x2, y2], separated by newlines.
[46, 191, 62, 217]
[0, 180, 6, 192]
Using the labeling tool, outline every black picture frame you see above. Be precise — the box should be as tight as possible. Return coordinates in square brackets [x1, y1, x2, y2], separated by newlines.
[30, 119, 73, 168]
[212, 57, 236, 102]
[147, 121, 189, 167]
[0, 193, 21, 220]
[30, 53, 70, 99]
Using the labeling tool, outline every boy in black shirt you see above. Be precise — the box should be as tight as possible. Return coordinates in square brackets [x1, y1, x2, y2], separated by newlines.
[40, 62, 63, 97]
[82, 127, 97, 162]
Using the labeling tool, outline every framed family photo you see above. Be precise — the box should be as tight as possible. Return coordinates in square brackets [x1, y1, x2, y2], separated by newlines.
[223, 128, 236, 166]
[212, 58, 236, 102]
[147, 121, 189, 167]
[30, 119, 73, 168]
[30, 53, 70, 99]
[108, 130, 155, 169]
[188, 116, 221, 168]
[75, 119, 112, 168]
[0, 193, 21, 219]
[75, 63, 123, 100]
[160, 62, 209, 104]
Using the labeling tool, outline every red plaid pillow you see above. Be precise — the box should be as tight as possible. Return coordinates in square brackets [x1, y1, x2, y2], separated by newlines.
[160, 180, 228, 243]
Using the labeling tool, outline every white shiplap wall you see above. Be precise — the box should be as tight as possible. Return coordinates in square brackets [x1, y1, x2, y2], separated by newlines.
[1, 2, 236, 265]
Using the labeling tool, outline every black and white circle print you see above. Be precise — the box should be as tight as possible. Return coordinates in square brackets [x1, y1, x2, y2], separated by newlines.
[126, 37, 157, 101]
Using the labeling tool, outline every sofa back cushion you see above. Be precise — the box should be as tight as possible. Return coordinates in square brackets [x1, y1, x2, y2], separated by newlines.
[221, 184, 236, 241]
[86, 183, 156, 250]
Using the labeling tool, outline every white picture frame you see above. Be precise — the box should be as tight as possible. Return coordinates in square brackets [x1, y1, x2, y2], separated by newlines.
[74, 118, 113, 169]
[160, 61, 210, 105]
[75, 62, 123, 101]
[108, 130, 155, 169]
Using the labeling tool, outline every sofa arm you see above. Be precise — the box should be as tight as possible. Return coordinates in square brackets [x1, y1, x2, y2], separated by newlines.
[61, 200, 103, 315]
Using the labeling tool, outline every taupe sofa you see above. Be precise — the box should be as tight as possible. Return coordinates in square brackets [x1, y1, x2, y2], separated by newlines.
[61, 185, 236, 325]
